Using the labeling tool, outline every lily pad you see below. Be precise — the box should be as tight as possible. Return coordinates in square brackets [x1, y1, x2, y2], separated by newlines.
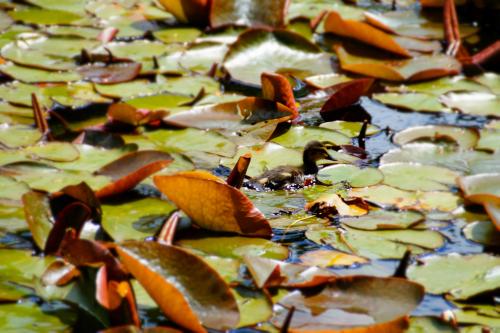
[319, 120, 380, 137]
[463, 221, 500, 246]
[210, 0, 288, 28]
[177, 236, 288, 260]
[350, 184, 460, 212]
[0, 124, 42, 148]
[0, 63, 81, 83]
[306, 225, 445, 259]
[102, 198, 176, 242]
[299, 249, 369, 267]
[393, 125, 479, 150]
[223, 29, 334, 86]
[380, 163, 460, 191]
[317, 164, 383, 187]
[8, 8, 85, 25]
[373, 92, 448, 113]
[272, 126, 351, 148]
[271, 276, 424, 331]
[0, 301, 73, 331]
[407, 253, 500, 300]
[340, 209, 424, 230]
[440, 92, 500, 117]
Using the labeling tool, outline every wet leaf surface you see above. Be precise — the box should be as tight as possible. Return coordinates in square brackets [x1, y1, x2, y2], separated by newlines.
[0, 0, 498, 331]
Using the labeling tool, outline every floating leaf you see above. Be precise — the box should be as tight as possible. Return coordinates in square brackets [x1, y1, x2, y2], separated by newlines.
[317, 164, 383, 187]
[440, 92, 500, 117]
[320, 78, 374, 117]
[407, 253, 500, 300]
[116, 241, 239, 332]
[0, 124, 42, 148]
[77, 62, 141, 85]
[0, 250, 54, 301]
[154, 171, 272, 237]
[335, 45, 461, 82]
[373, 92, 448, 113]
[380, 163, 460, 191]
[306, 225, 445, 259]
[0, 301, 73, 331]
[393, 125, 479, 150]
[320, 120, 379, 137]
[299, 249, 369, 268]
[102, 198, 176, 242]
[457, 173, 500, 205]
[463, 221, 500, 247]
[340, 210, 424, 230]
[324, 11, 411, 57]
[0, 63, 81, 83]
[271, 126, 351, 149]
[164, 97, 295, 131]
[178, 236, 288, 260]
[271, 276, 424, 332]
[95, 150, 173, 199]
[243, 255, 335, 288]
[350, 184, 460, 212]
[7, 8, 85, 25]
[223, 29, 334, 86]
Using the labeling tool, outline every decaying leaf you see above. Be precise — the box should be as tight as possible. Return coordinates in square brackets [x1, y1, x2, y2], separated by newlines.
[154, 171, 272, 237]
[117, 241, 239, 332]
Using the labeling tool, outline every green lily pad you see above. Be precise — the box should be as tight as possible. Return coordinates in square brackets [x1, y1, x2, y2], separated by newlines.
[373, 92, 448, 113]
[381, 143, 500, 175]
[0, 205, 27, 233]
[223, 29, 334, 86]
[477, 128, 500, 152]
[24, 142, 80, 162]
[350, 184, 460, 212]
[0, 63, 80, 83]
[124, 93, 192, 112]
[0, 175, 29, 201]
[1, 42, 77, 71]
[463, 221, 500, 246]
[306, 225, 445, 259]
[392, 125, 479, 150]
[177, 236, 288, 260]
[8, 8, 85, 25]
[408, 253, 500, 300]
[145, 128, 236, 158]
[102, 198, 176, 242]
[440, 92, 500, 117]
[304, 73, 352, 89]
[319, 120, 379, 137]
[7, 163, 111, 193]
[0, 301, 73, 331]
[158, 42, 228, 74]
[153, 27, 202, 43]
[386, 75, 491, 95]
[340, 209, 424, 230]
[0, 250, 54, 300]
[271, 126, 351, 148]
[380, 163, 460, 191]
[474, 73, 500, 95]
[317, 164, 383, 187]
[0, 124, 42, 148]
[233, 287, 272, 328]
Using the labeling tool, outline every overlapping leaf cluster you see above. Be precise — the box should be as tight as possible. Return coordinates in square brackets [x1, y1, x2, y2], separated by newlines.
[0, 0, 499, 332]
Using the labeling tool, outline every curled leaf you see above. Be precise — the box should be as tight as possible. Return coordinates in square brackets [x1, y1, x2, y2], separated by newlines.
[320, 78, 374, 117]
[95, 151, 173, 199]
[154, 171, 271, 236]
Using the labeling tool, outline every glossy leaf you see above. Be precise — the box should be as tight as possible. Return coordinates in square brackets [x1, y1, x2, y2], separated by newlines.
[393, 125, 479, 150]
[116, 241, 239, 332]
[154, 171, 272, 236]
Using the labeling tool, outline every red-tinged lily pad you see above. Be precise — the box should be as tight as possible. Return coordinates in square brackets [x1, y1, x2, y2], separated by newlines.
[393, 125, 479, 150]
[271, 276, 424, 332]
[116, 241, 239, 332]
[243, 255, 336, 288]
[223, 29, 334, 86]
[320, 78, 374, 117]
[107, 103, 168, 127]
[95, 150, 173, 199]
[334, 45, 461, 82]
[154, 171, 272, 237]
[77, 62, 141, 85]
[163, 97, 295, 131]
[210, 0, 288, 28]
[324, 11, 411, 57]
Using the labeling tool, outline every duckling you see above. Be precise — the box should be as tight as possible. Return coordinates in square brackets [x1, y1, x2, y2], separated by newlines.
[251, 141, 335, 190]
